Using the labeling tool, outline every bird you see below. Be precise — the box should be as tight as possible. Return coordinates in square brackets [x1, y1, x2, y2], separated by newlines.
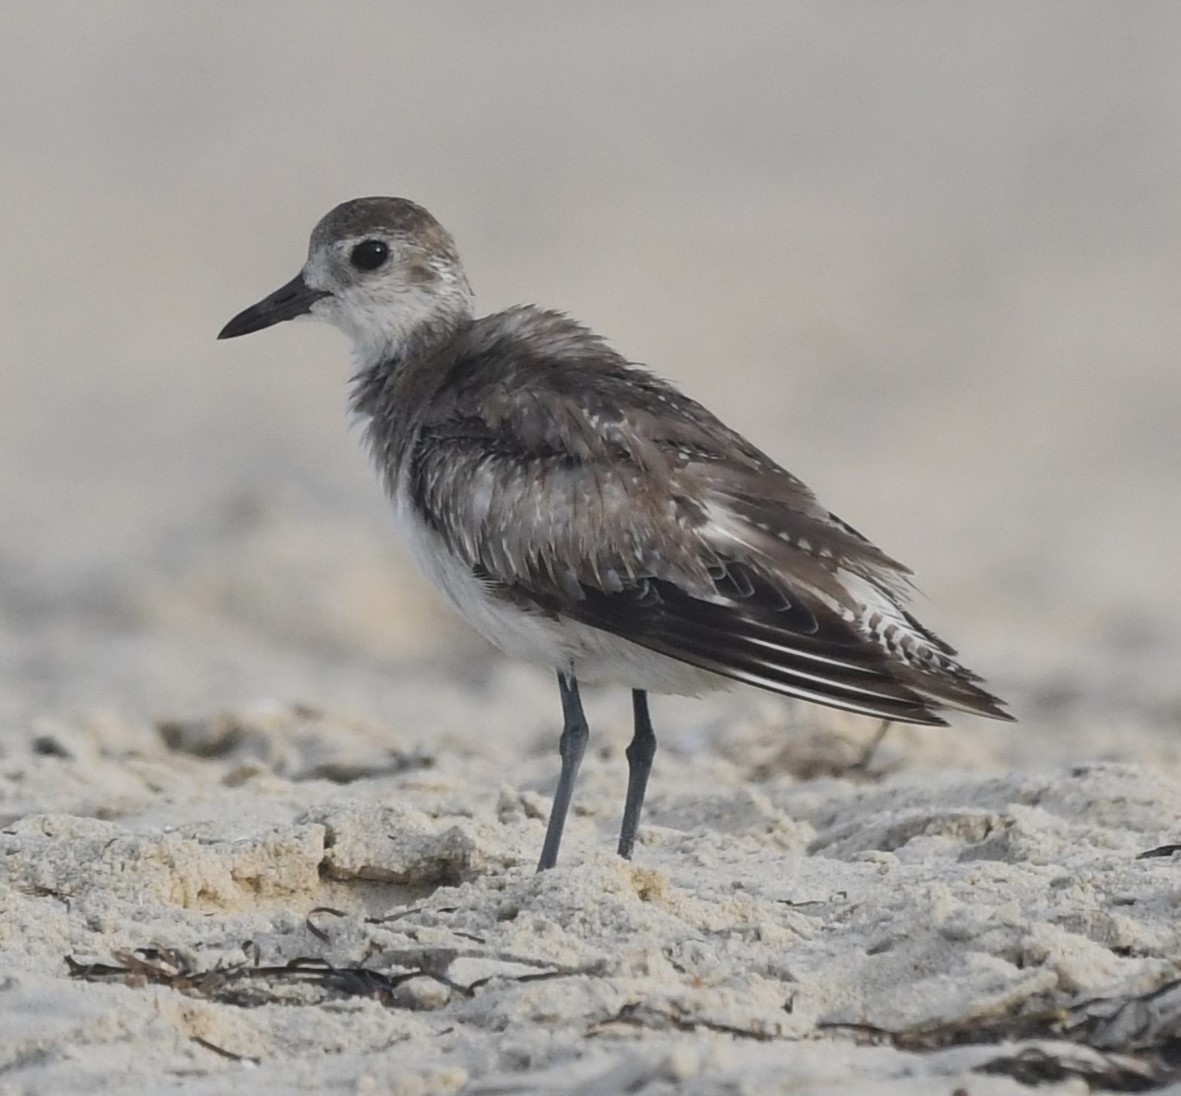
[218, 197, 1012, 871]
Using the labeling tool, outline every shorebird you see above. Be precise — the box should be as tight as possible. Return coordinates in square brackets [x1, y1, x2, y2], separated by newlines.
[218, 197, 1012, 870]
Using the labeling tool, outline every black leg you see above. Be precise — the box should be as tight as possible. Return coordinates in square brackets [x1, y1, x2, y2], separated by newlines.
[537, 671, 590, 871]
[617, 689, 657, 860]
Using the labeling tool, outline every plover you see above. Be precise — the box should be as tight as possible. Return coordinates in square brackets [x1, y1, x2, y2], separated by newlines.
[219, 197, 1012, 870]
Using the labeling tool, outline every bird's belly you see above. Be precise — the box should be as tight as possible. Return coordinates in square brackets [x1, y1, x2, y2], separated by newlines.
[558, 619, 730, 696]
[395, 504, 725, 696]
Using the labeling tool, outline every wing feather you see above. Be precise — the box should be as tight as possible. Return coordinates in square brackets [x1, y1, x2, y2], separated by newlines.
[402, 307, 1011, 725]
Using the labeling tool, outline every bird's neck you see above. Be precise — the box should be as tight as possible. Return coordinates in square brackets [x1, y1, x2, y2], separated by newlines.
[342, 280, 473, 368]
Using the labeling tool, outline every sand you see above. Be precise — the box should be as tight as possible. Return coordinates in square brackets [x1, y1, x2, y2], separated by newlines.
[3, 4, 1181, 1093]
[5, 701, 1181, 1093]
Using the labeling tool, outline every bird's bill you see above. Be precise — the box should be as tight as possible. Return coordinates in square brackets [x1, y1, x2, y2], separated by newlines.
[217, 272, 330, 339]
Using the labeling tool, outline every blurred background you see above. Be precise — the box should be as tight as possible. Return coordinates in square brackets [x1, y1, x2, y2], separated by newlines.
[1, 2, 1178, 764]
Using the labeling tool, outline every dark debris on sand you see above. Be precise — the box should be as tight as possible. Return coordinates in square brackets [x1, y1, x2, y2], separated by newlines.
[821, 974, 1181, 1091]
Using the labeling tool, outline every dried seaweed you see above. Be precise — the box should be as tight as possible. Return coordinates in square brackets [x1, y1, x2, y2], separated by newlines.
[65, 932, 1181, 1090]
[818, 975, 1181, 1091]
[66, 943, 597, 1011]
[975, 1046, 1159, 1091]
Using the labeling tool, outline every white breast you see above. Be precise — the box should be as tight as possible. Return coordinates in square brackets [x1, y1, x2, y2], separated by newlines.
[391, 483, 725, 697]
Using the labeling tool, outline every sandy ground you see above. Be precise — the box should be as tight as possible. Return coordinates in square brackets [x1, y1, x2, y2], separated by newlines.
[3, 4, 1181, 1093]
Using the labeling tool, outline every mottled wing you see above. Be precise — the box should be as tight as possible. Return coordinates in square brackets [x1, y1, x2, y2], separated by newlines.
[407, 315, 1010, 724]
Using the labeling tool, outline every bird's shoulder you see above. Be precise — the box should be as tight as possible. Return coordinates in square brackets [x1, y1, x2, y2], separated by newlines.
[420, 305, 765, 468]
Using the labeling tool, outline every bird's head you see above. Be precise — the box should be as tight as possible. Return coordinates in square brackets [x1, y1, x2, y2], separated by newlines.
[218, 197, 473, 363]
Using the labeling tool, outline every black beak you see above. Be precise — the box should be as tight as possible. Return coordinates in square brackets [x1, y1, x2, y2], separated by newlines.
[217, 273, 331, 340]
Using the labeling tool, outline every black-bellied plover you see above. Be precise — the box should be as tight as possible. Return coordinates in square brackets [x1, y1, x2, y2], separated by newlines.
[219, 197, 1012, 870]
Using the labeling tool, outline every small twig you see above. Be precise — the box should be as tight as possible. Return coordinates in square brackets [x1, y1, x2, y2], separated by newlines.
[192, 1036, 260, 1065]
[589, 1001, 784, 1042]
[1136, 843, 1181, 860]
[306, 906, 347, 942]
[777, 890, 848, 908]
[848, 719, 892, 773]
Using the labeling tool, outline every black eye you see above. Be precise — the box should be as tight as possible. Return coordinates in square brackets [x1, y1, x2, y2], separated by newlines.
[350, 239, 389, 271]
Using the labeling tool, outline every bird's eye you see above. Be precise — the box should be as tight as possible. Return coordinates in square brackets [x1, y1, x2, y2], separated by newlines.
[349, 239, 389, 271]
